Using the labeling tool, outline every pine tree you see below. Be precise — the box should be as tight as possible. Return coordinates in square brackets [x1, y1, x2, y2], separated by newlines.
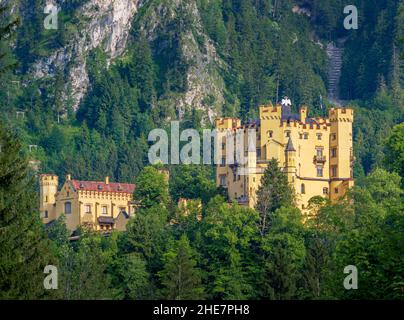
[0, 4, 18, 77]
[259, 207, 306, 300]
[255, 158, 295, 236]
[0, 123, 56, 299]
[158, 234, 205, 300]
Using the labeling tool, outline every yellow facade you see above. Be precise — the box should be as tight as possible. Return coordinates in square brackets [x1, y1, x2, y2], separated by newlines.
[215, 104, 354, 213]
[40, 174, 136, 232]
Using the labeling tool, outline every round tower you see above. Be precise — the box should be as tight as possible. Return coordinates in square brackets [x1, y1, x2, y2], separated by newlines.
[39, 174, 58, 221]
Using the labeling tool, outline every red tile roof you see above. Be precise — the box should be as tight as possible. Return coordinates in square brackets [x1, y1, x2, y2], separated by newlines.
[70, 180, 135, 194]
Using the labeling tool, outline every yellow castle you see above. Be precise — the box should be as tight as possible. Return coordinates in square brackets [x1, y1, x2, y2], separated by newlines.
[215, 103, 354, 212]
[40, 174, 136, 232]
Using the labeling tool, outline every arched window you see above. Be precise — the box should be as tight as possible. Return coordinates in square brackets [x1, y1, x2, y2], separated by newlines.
[64, 202, 72, 214]
[301, 184, 305, 194]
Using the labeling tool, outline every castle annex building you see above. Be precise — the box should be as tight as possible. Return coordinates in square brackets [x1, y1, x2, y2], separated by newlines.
[215, 103, 354, 212]
[40, 174, 136, 232]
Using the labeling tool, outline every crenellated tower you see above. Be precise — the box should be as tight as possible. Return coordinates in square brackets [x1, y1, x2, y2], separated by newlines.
[328, 108, 354, 201]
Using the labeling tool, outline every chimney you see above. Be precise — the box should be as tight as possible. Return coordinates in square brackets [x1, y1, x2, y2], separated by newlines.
[105, 176, 110, 185]
[300, 106, 307, 123]
[66, 174, 71, 181]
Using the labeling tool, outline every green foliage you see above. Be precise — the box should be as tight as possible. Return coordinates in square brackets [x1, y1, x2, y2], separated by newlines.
[199, 196, 260, 299]
[158, 234, 205, 299]
[134, 166, 169, 208]
[255, 158, 295, 236]
[259, 206, 306, 300]
[113, 252, 150, 300]
[0, 123, 56, 299]
[384, 123, 404, 179]
[169, 165, 219, 204]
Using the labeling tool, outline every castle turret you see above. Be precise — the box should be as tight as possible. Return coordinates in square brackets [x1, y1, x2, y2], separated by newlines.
[284, 137, 297, 183]
[39, 174, 58, 222]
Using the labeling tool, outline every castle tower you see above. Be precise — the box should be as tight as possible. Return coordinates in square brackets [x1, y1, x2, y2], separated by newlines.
[39, 174, 58, 222]
[284, 137, 297, 183]
[259, 104, 283, 160]
[329, 108, 354, 201]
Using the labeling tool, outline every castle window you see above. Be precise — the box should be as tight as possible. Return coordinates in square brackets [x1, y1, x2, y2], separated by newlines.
[44, 210, 48, 218]
[317, 133, 322, 140]
[316, 148, 323, 156]
[323, 187, 329, 195]
[45, 196, 48, 203]
[302, 204, 305, 209]
[220, 157, 226, 167]
[85, 205, 91, 214]
[304, 133, 309, 139]
[299, 133, 303, 139]
[219, 175, 226, 187]
[64, 202, 72, 214]
[221, 143, 225, 150]
[101, 206, 108, 214]
[332, 148, 337, 158]
[331, 166, 337, 177]
[317, 166, 323, 177]
[268, 131, 273, 138]
[256, 148, 261, 159]
[301, 184, 305, 194]
[334, 188, 339, 194]
[285, 131, 291, 138]
[331, 133, 337, 141]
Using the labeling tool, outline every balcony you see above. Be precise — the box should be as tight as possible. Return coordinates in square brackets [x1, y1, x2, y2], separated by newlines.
[314, 155, 327, 163]
[236, 195, 249, 205]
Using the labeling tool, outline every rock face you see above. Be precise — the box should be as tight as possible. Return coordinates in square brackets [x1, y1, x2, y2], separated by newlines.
[137, 0, 226, 122]
[31, 0, 142, 110]
[25, 0, 226, 121]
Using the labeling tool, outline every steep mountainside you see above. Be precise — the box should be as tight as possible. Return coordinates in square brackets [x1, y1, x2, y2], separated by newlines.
[0, 0, 402, 182]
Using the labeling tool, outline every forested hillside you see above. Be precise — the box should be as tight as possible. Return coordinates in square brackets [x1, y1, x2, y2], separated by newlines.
[0, 0, 402, 183]
[0, 0, 403, 300]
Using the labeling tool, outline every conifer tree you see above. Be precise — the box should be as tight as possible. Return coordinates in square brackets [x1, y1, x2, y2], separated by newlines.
[0, 124, 56, 299]
[255, 158, 295, 236]
[158, 234, 205, 300]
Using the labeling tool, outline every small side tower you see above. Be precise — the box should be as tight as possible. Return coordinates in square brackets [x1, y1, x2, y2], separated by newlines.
[259, 104, 282, 160]
[284, 137, 297, 183]
[39, 174, 58, 222]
